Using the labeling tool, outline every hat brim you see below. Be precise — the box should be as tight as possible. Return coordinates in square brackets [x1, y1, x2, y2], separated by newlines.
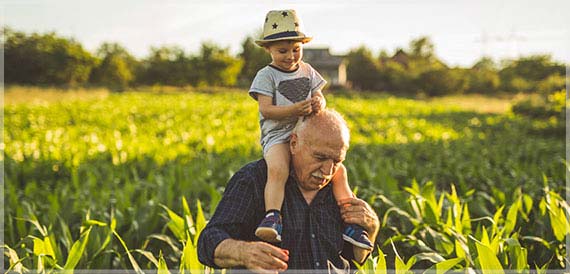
[255, 36, 312, 47]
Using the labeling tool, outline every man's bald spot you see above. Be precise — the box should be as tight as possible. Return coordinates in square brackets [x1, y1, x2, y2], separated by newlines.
[294, 110, 350, 148]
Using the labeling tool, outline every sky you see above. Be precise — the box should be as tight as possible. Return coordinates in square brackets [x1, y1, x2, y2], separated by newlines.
[2, 0, 569, 67]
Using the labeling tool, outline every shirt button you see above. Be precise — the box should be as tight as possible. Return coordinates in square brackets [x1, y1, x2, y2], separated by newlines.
[315, 262, 320, 267]
[311, 234, 315, 239]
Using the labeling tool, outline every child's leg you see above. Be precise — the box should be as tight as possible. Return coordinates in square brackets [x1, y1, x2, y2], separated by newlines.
[332, 164, 374, 251]
[255, 143, 290, 243]
[331, 163, 354, 204]
[264, 143, 291, 211]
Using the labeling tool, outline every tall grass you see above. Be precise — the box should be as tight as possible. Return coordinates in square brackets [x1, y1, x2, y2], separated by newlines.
[4, 87, 566, 271]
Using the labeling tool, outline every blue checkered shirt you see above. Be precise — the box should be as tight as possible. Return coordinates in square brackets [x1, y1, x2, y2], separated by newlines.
[197, 159, 355, 271]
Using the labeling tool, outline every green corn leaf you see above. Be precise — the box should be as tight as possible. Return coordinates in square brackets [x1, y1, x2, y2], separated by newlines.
[505, 238, 528, 271]
[158, 251, 171, 274]
[160, 204, 186, 241]
[461, 203, 472, 233]
[445, 207, 453, 228]
[428, 257, 463, 274]
[475, 241, 504, 274]
[148, 234, 182, 255]
[84, 219, 107, 227]
[546, 193, 570, 241]
[522, 194, 533, 216]
[63, 226, 92, 270]
[492, 206, 504, 231]
[132, 249, 159, 267]
[182, 196, 195, 237]
[112, 228, 144, 274]
[181, 234, 203, 274]
[194, 200, 207, 246]
[33, 237, 45, 256]
[391, 239, 410, 273]
[395, 254, 407, 274]
[538, 198, 546, 216]
[480, 226, 490, 247]
[455, 240, 466, 259]
[375, 246, 387, 274]
[504, 198, 520, 235]
[412, 252, 445, 264]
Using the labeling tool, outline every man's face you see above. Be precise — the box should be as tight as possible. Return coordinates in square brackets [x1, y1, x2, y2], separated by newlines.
[265, 40, 303, 72]
[290, 127, 348, 192]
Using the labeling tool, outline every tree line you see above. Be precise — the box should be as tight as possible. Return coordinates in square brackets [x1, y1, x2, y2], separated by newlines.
[3, 27, 566, 96]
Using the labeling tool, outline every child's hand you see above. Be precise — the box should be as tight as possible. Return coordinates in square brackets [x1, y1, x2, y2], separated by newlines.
[292, 99, 313, 117]
[311, 95, 326, 113]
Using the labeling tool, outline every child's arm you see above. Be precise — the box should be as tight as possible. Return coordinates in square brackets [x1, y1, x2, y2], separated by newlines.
[258, 94, 312, 120]
[311, 90, 326, 113]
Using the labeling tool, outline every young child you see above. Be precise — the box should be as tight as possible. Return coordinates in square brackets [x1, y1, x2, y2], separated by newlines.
[248, 9, 373, 251]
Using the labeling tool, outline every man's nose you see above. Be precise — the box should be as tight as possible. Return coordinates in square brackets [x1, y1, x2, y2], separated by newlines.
[321, 160, 334, 176]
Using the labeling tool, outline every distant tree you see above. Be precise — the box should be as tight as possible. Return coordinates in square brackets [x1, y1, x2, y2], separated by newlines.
[4, 27, 96, 86]
[472, 56, 497, 71]
[194, 42, 243, 87]
[90, 43, 138, 90]
[499, 55, 565, 92]
[416, 68, 467, 96]
[468, 57, 500, 94]
[138, 46, 193, 86]
[346, 46, 381, 90]
[409, 36, 436, 61]
[378, 60, 414, 93]
[238, 35, 271, 87]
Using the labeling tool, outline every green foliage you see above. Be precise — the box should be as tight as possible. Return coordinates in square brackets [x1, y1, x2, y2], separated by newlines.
[90, 43, 138, 91]
[499, 55, 565, 93]
[468, 58, 501, 94]
[416, 68, 468, 96]
[511, 89, 566, 132]
[137, 45, 194, 86]
[136, 43, 242, 87]
[346, 46, 381, 90]
[3, 27, 97, 86]
[238, 35, 272, 87]
[194, 43, 243, 87]
[4, 88, 566, 271]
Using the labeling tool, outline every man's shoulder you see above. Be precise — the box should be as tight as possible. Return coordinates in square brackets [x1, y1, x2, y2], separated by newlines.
[231, 159, 267, 185]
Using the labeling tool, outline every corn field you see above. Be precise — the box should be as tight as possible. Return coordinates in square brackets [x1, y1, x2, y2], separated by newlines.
[3, 87, 568, 273]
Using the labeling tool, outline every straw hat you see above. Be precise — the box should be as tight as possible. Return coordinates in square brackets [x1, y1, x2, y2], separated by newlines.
[255, 9, 312, 47]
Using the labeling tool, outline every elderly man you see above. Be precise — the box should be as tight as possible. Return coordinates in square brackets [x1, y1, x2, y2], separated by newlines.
[197, 109, 380, 272]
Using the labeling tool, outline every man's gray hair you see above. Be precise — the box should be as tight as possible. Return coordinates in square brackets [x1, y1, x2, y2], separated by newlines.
[293, 109, 350, 145]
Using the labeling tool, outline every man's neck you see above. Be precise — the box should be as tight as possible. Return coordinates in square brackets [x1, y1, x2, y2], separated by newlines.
[300, 189, 318, 205]
[290, 168, 319, 205]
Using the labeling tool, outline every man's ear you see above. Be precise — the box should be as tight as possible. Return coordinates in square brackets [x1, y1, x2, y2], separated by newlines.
[289, 133, 298, 154]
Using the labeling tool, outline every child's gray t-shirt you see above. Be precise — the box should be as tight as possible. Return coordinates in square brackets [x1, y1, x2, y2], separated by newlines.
[249, 62, 326, 154]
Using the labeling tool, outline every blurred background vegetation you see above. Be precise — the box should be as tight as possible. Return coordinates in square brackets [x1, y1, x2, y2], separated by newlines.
[3, 27, 566, 120]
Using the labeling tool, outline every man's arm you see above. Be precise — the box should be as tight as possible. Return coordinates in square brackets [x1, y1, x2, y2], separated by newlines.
[197, 161, 291, 272]
[213, 239, 289, 272]
[339, 198, 380, 263]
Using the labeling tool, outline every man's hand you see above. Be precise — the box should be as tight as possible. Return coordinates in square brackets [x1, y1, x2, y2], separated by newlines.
[311, 94, 326, 113]
[292, 99, 313, 117]
[214, 239, 289, 274]
[338, 197, 380, 263]
[338, 198, 380, 239]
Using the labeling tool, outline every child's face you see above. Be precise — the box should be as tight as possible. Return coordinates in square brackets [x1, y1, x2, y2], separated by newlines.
[265, 40, 303, 72]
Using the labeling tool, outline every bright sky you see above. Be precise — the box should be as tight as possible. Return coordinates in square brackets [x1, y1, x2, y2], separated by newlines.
[2, 0, 569, 67]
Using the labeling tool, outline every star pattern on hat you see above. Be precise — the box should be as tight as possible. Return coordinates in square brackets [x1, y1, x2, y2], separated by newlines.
[294, 22, 299, 27]
[281, 11, 288, 17]
[272, 23, 278, 29]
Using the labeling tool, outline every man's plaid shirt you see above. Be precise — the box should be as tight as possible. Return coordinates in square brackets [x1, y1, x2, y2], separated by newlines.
[197, 159, 355, 271]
